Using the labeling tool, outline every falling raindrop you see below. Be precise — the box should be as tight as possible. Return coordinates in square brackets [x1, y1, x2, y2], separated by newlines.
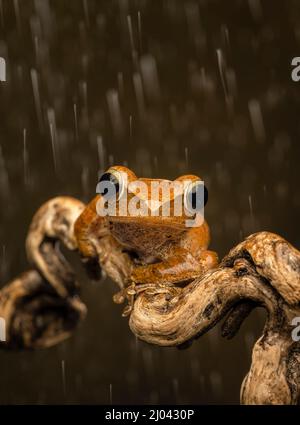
[138, 11, 142, 52]
[129, 114, 133, 143]
[127, 15, 135, 51]
[81, 165, 89, 201]
[0, 0, 4, 28]
[117, 72, 124, 100]
[47, 109, 58, 173]
[0, 245, 6, 279]
[248, 0, 263, 22]
[185, 147, 189, 169]
[209, 371, 223, 398]
[97, 135, 106, 173]
[0, 145, 10, 200]
[226, 68, 237, 99]
[106, 89, 124, 140]
[127, 14, 137, 65]
[248, 99, 266, 143]
[23, 128, 29, 188]
[221, 25, 230, 52]
[109, 383, 113, 404]
[248, 194, 254, 228]
[13, 0, 22, 34]
[34, 0, 53, 39]
[140, 54, 161, 102]
[216, 49, 229, 103]
[30, 69, 43, 132]
[83, 0, 90, 28]
[133, 72, 146, 119]
[73, 103, 79, 142]
[33, 36, 39, 66]
[172, 378, 179, 402]
[61, 360, 66, 397]
[108, 154, 114, 167]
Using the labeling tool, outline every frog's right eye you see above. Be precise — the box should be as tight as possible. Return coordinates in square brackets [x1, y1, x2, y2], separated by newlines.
[96, 170, 125, 201]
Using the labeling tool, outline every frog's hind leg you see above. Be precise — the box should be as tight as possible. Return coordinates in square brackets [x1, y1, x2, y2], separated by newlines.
[26, 196, 86, 297]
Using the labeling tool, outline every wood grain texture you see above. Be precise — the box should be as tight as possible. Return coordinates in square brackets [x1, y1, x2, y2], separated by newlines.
[130, 232, 300, 404]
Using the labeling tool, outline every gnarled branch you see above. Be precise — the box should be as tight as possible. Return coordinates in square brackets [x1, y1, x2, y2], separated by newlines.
[129, 232, 300, 404]
[0, 230, 299, 404]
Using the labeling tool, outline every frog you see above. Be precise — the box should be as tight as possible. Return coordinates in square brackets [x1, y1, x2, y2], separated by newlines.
[0, 165, 218, 348]
[78, 166, 218, 313]
[22, 166, 218, 318]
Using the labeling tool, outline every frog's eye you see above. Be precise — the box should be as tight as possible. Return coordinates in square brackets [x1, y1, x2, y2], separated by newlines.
[184, 180, 208, 214]
[96, 170, 125, 201]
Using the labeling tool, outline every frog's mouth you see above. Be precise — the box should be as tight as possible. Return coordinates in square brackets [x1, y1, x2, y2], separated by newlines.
[107, 213, 192, 229]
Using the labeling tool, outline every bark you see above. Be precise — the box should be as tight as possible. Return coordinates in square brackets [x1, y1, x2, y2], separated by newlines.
[129, 232, 300, 404]
[0, 270, 86, 349]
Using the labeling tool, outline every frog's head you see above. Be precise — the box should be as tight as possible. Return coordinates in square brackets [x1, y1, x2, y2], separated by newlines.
[96, 166, 208, 231]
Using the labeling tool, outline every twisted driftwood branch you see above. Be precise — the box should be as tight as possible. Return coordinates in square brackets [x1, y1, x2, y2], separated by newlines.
[0, 197, 87, 349]
[0, 270, 86, 349]
[0, 226, 299, 404]
[129, 232, 300, 404]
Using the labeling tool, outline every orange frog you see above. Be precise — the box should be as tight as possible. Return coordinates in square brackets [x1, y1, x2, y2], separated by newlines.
[26, 166, 218, 317]
[75, 166, 218, 314]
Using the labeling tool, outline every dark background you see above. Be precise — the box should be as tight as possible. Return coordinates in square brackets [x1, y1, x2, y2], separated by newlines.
[0, 0, 300, 404]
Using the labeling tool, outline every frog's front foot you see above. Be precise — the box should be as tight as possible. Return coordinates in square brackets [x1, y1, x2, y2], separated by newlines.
[113, 283, 136, 317]
[112, 281, 174, 317]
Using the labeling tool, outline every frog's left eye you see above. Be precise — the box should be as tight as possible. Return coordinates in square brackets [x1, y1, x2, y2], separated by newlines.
[96, 170, 125, 201]
[184, 180, 208, 214]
